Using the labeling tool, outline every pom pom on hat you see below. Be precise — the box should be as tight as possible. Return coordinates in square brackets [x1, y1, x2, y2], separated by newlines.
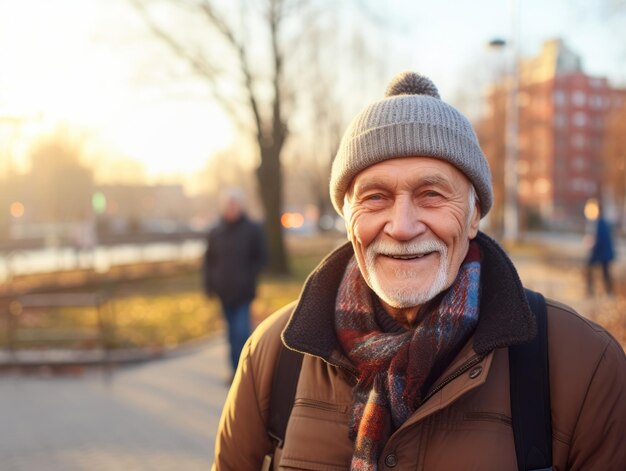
[384, 71, 441, 99]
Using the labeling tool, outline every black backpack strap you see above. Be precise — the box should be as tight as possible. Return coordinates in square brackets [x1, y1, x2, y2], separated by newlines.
[267, 344, 303, 448]
[509, 289, 553, 471]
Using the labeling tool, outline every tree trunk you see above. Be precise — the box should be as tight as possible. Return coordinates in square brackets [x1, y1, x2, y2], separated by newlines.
[257, 142, 289, 275]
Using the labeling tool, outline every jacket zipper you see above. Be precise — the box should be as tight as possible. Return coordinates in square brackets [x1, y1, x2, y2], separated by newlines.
[421, 353, 487, 405]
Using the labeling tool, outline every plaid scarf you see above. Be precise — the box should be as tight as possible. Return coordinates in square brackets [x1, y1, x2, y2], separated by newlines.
[335, 242, 481, 471]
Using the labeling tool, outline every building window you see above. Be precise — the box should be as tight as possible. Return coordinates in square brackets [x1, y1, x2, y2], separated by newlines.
[572, 91, 586, 106]
[572, 178, 597, 194]
[572, 134, 586, 148]
[573, 156, 586, 171]
[590, 95, 604, 109]
[572, 112, 587, 127]
[553, 90, 566, 107]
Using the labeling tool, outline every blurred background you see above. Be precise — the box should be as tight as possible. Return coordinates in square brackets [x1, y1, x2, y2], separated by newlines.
[0, 0, 625, 469]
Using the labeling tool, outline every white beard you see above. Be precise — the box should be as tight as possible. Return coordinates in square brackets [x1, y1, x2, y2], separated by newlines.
[364, 238, 449, 308]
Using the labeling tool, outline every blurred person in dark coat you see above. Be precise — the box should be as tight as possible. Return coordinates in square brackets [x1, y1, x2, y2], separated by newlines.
[202, 187, 268, 375]
[586, 207, 616, 296]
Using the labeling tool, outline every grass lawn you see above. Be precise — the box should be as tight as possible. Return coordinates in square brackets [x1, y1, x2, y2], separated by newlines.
[6, 233, 623, 351]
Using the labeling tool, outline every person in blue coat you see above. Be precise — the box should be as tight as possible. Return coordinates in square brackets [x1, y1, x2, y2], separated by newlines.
[586, 208, 615, 296]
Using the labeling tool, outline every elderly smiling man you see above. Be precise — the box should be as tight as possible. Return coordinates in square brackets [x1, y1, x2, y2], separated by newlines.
[213, 72, 626, 471]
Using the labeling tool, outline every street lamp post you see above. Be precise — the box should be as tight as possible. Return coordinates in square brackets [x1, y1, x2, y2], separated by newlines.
[504, 45, 520, 242]
[488, 34, 520, 243]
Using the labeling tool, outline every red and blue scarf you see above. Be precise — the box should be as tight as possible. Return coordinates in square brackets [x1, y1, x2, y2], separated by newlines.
[335, 242, 481, 471]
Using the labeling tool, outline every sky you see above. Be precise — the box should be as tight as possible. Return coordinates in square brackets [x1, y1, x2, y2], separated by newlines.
[0, 0, 233, 182]
[0, 0, 624, 189]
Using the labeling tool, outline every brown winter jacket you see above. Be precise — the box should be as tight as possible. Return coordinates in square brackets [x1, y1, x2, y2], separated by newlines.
[213, 232, 626, 471]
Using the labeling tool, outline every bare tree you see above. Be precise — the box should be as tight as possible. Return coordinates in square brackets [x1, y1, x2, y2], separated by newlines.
[289, 15, 347, 229]
[129, 0, 317, 274]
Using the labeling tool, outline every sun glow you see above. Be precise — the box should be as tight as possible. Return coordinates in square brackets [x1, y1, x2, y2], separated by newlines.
[0, 0, 234, 180]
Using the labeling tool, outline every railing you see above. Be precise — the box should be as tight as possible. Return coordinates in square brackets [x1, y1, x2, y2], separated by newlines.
[0, 291, 115, 370]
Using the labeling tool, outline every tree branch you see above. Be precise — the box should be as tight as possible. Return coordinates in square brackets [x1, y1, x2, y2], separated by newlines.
[269, 0, 287, 145]
[196, 0, 265, 143]
[129, 0, 250, 131]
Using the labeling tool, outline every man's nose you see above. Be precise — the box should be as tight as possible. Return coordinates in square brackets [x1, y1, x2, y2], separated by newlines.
[383, 197, 426, 241]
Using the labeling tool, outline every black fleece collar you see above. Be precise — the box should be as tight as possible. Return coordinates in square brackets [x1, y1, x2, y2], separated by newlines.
[282, 231, 536, 360]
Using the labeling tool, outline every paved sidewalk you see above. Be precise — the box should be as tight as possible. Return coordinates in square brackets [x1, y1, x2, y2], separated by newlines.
[513, 253, 590, 308]
[512, 251, 626, 348]
[0, 336, 230, 471]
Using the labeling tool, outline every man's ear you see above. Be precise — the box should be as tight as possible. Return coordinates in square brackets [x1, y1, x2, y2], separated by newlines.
[344, 218, 354, 242]
[342, 195, 354, 242]
[468, 202, 481, 239]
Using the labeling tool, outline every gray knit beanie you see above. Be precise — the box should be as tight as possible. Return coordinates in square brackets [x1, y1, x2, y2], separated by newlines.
[330, 71, 493, 218]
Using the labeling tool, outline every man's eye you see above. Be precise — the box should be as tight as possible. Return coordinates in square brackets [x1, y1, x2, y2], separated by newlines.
[366, 194, 383, 201]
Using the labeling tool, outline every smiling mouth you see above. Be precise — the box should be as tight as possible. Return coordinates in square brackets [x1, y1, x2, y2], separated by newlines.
[383, 252, 435, 261]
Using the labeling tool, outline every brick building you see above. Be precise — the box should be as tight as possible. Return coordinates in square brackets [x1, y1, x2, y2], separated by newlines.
[478, 39, 626, 232]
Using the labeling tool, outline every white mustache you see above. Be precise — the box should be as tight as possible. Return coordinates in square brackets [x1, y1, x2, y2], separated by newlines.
[368, 239, 447, 257]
